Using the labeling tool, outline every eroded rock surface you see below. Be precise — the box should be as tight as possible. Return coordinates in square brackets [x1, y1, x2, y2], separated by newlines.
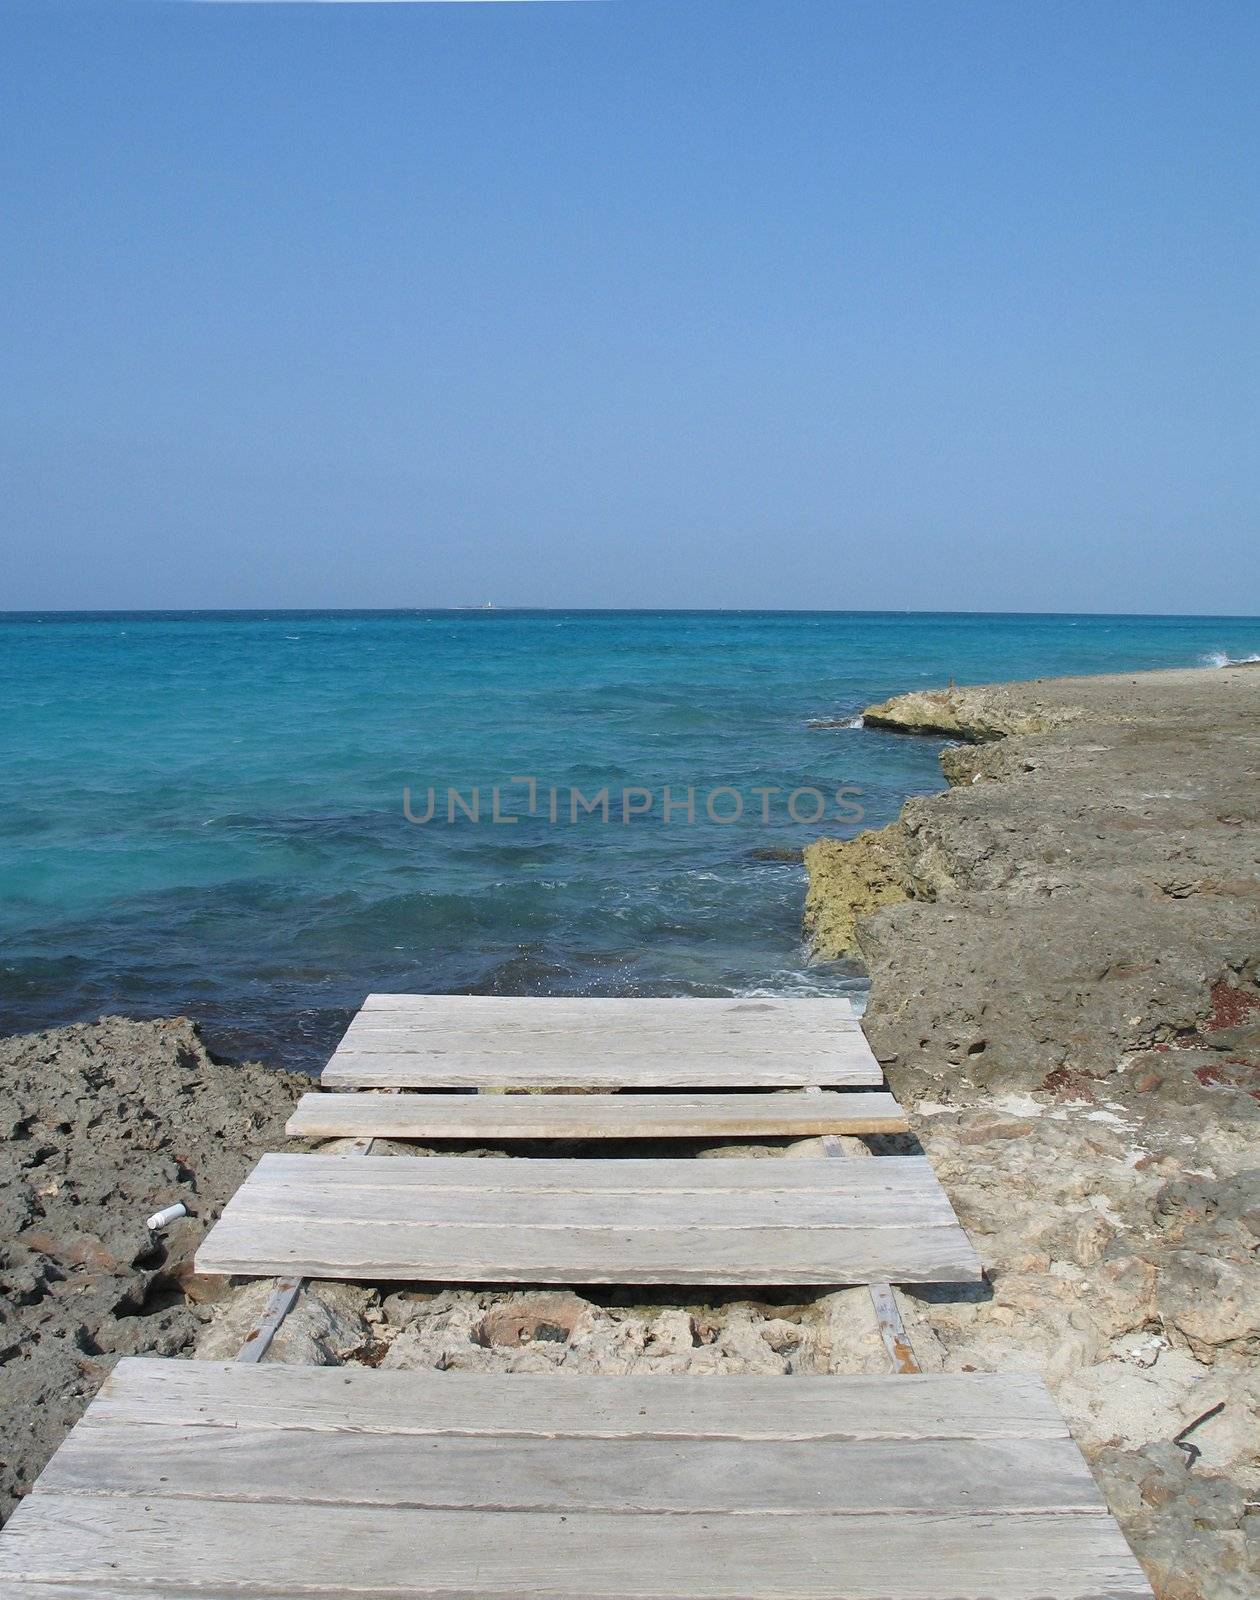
[0, 1016, 308, 1522]
[802, 825, 911, 958]
[806, 664, 1260, 1598]
[862, 681, 1086, 741]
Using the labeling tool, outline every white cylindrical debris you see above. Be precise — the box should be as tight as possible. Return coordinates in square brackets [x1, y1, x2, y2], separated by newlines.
[145, 1202, 188, 1231]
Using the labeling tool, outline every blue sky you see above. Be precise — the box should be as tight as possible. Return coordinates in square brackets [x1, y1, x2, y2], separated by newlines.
[2, 0, 1257, 612]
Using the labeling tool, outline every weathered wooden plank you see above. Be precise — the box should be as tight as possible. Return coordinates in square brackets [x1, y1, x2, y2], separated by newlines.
[222, 1190, 959, 1235]
[233, 1277, 301, 1366]
[90, 1360, 1071, 1442]
[197, 1151, 978, 1283]
[0, 1588, 144, 1600]
[345, 999, 861, 1048]
[287, 1091, 908, 1141]
[225, 1185, 958, 1231]
[196, 1214, 979, 1284]
[224, 1184, 957, 1231]
[244, 1152, 936, 1193]
[204, 1146, 976, 1278]
[865, 1279, 919, 1375]
[43, 1423, 1106, 1515]
[323, 1046, 882, 1091]
[0, 1494, 1155, 1599]
[359, 995, 857, 1019]
[323, 995, 879, 1089]
[219, 1163, 957, 1233]
[341, 1018, 863, 1047]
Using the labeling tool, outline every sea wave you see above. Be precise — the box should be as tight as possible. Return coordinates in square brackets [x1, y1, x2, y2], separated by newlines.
[734, 972, 869, 1007]
[1201, 650, 1260, 667]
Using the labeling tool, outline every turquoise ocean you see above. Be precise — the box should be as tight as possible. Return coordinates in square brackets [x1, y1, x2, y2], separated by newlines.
[2, 611, 1258, 1071]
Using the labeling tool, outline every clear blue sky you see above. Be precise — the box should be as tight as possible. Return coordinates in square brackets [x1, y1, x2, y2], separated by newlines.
[2, 0, 1257, 612]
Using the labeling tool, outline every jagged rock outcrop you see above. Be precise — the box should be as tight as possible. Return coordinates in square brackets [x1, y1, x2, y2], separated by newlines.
[861, 682, 1084, 741]
[807, 665, 1260, 1094]
[802, 824, 912, 958]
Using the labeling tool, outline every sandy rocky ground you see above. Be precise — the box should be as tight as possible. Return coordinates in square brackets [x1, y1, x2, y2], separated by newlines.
[1, 664, 1256, 1600]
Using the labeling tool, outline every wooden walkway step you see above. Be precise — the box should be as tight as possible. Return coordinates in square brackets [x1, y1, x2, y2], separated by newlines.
[195, 1152, 981, 1285]
[322, 994, 882, 1089]
[287, 1088, 910, 1141]
[0, 1359, 1154, 1600]
[357, 994, 857, 1018]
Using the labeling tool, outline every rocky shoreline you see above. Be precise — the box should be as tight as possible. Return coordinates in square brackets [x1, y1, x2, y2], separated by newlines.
[806, 664, 1259, 1599]
[2, 664, 1256, 1598]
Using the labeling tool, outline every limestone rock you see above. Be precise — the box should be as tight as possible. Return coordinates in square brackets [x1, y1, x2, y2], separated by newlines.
[194, 1281, 378, 1365]
[1156, 1254, 1259, 1358]
[817, 1288, 894, 1374]
[802, 824, 912, 959]
[861, 684, 1082, 742]
[1093, 1443, 1257, 1600]
[193, 1279, 912, 1381]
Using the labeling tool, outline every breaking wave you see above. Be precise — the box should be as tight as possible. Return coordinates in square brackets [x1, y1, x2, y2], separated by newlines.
[1201, 650, 1260, 667]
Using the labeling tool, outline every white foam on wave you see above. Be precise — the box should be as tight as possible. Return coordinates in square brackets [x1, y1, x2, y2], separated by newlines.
[734, 973, 870, 1012]
[1201, 650, 1260, 667]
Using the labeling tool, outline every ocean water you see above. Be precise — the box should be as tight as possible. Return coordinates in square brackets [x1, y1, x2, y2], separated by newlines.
[2, 610, 1257, 1071]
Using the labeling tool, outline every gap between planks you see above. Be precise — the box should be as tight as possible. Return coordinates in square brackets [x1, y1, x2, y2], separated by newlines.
[806, 1084, 921, 1374]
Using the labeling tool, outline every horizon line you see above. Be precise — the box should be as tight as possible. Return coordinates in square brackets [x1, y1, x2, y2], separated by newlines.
[3, 606, 1260, 621]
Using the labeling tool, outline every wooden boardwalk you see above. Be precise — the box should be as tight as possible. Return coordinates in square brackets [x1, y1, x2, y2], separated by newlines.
[0, 1360, 1154, 1600]
[206, 994, 972, 1289]
[0, 994, 1154, 1599]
